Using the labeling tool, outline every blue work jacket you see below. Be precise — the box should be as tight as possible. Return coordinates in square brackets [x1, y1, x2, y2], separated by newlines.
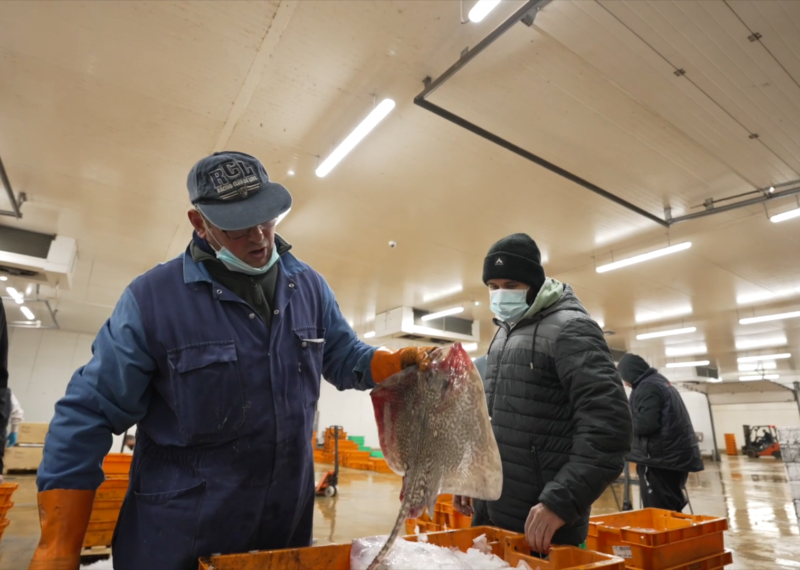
[38, 246, 376, 568]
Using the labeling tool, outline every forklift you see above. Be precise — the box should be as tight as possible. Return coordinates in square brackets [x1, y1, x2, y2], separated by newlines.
[742, 425, 781, 459]
[315, 425, 341, 497]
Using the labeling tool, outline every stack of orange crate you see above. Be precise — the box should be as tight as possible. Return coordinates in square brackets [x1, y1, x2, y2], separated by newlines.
[82, 453, 132, 549]
[724, 434, 738, 456]
[311, 427, 399, 475]
[0, 483, 19, 544]
[588, 508, 731, 570]
[405, 494, 473, 534]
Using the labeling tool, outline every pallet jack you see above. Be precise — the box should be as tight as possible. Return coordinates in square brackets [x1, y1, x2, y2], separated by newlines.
[315, 425, 340, 498]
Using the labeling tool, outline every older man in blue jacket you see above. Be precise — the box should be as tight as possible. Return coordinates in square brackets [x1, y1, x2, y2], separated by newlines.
[31, 151, 433, 570]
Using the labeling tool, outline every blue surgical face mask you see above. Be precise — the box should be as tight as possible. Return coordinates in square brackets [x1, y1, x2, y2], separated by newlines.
[490, 288, 530, 322]
[207, 230, 280, 276]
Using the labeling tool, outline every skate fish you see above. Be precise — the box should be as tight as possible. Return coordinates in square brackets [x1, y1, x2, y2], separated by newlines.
[366, 343, 503, 570]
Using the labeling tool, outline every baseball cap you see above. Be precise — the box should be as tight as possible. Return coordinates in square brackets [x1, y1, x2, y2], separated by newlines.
[187, 151, 293, 231]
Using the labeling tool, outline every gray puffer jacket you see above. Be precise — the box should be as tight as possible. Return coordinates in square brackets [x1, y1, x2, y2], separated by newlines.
[480, 284, 632, 546]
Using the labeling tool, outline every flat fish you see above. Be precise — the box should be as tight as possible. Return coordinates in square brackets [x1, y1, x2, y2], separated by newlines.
[366, 343, 503, 570]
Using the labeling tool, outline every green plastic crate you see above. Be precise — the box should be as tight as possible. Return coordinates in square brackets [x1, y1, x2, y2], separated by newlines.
[347, 436, 365, 445]
[358, 445, 371, 452]
[370, 450, 384, 458]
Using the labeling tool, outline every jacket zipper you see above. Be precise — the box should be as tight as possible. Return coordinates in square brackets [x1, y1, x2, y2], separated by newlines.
[531, 446, 544, 490]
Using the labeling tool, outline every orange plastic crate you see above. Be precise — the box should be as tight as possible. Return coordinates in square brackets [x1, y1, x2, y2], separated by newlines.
[197, 526, 625, 570]
[102, 453, 132, 479]
[95, 479, 129, 502]
[0, 519, 9, 544]
[588, 508, 727, 570]
[504, 535, 626, 570]
[83, 520, 117, 548]
[0, 502, 14, 521]
[0, 483, 19, 508]
[88, 500, 124, 524]
[630, 550, 732, 570]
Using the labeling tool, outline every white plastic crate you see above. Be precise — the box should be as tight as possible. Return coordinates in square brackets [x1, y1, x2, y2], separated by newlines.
[786, 463, 800, 482]
[777, 427, 800, 446]
[782, 444, 800, 463]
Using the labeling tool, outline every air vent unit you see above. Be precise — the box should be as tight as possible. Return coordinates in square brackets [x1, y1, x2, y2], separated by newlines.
[610, 348, 627, 362]
[695, 365, 719, 379]
[0, 226, 77, 289]
[373, 306, 479, 344]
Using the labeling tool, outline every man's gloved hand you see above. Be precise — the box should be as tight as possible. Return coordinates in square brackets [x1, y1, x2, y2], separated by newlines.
[29, 489, 96, 570]
[7, 432, 17, 447]
[453, 495, 474, 517]
[370, 346, 437, 384]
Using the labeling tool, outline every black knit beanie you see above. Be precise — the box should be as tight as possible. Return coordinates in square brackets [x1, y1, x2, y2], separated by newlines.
[617, 353, 651, 383]
[482, 233, 546, 293]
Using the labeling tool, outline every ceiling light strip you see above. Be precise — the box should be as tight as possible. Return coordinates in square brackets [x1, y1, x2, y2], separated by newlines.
[421, 307, 465, 321]
[316, 99, 396, 178]
[636, 327, 696, 340]
[596, 242, 691, 274]
[665, 360, 710, 368]
[770, 207, 800, 223]
[739, 310, 800, 325]
[737, 353, 791, 363]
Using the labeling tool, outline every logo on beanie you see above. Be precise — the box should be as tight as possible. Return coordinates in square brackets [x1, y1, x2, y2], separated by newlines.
[495, 258, 504, 266]
[208, 160, 261, 200]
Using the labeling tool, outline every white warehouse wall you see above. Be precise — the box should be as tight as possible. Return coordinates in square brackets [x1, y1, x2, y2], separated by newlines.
[7, 327, 134, 452]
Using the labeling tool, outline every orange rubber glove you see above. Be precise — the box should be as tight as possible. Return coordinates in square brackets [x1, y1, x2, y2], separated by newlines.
[370, 346, 436, 383]
[29, 489, 96, 570]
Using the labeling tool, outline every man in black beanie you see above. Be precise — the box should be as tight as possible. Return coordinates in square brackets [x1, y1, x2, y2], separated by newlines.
[617, 353, 703, 512]
[454, 233, 632, 555]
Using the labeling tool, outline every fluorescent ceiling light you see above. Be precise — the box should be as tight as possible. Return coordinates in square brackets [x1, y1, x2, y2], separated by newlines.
[462, 343, 478, 353]
[596, 242, 691, 273]
[740, 375, 780, 381]
[421, 307, 464, 321]
[316, 99, 395, 177]
[636, 327, 696, 340]
[20, 306, 35, 320]
[739, 362, 778, 371]
[468, 0, 501, 22]
[770, 207, 800, 223]
[735, 336, 787, 350]
[363, 331, 376, 339]
[635, 306, 692, 324]
[0, 276, 6, 281]
[740, 310, 800, 325]
[707, 378, 723, 383]
[423, 286, 463, 303]
[665, 344, 707, 357]
[6, 287, 23, 304]
[737, 353, 791, 363]
[736, 289, 799, 305]
[666, 360, 710, 368]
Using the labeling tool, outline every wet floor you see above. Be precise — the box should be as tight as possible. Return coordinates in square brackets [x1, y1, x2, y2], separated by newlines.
[0, 455, 797, 569]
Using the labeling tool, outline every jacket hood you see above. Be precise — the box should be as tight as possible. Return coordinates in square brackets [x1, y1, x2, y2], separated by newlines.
[618, 353, 653, 384]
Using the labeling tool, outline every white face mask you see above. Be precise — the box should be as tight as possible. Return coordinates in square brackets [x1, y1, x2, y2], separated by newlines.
[206, 228, 279, 276]
[489, 289, 529, 322]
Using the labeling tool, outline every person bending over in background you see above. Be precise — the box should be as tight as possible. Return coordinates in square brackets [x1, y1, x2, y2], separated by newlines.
[31, 151, 435, 570]
[617, 353, 704, 512]
[453, 233, 632, 555]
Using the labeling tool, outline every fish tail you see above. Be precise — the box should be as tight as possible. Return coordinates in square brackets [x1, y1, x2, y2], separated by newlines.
[366, 501, 411, 570]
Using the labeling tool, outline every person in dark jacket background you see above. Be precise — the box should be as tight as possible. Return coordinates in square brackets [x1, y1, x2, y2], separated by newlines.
[617, 353, 704, 512]
[453, 233, 632, 554]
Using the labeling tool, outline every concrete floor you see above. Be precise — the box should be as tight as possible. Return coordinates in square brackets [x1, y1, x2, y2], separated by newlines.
[0, 455, 797, 569]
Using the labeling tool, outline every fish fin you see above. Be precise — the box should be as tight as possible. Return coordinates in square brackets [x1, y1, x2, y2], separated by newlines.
[366, 500, 411, 570]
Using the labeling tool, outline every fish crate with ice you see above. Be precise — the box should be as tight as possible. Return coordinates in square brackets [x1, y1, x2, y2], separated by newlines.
[197, 526, 625, 570]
